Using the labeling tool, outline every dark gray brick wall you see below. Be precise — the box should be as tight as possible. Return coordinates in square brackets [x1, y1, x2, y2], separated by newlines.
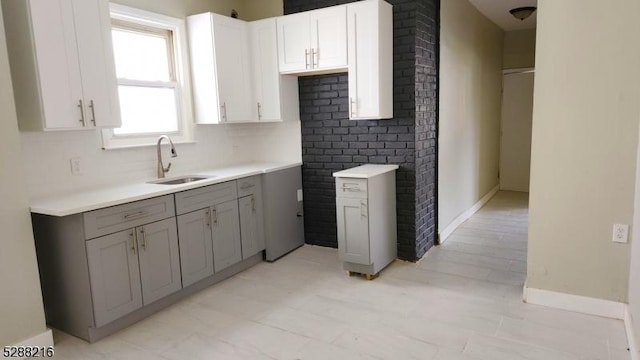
[288, 0, 438, 261]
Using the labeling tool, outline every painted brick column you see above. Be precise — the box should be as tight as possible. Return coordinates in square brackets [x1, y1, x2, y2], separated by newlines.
[286, 0, 439, 261]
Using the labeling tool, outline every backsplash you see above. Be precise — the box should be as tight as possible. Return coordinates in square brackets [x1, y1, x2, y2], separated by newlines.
[21, 122, 300, 200]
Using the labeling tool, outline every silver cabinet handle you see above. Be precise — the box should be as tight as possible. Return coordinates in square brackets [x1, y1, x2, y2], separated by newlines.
[350, 98, 357, 118]
[78, 99, 86, 126]
[124, 211, 146, 220]
[140, 227, 147, 251]
[212, 208, 218, 225]
[205, 209, 211, 229]
[257, 102, 262, 120]
[251, 194, 256, 212]
[221, 102, 227, 122]
[312, 48, 318, 68]
[130, 231, 137, 255]
[360, 201, 367, 218]
[305, 49, 309, 69]
[89, 100, 96, 126]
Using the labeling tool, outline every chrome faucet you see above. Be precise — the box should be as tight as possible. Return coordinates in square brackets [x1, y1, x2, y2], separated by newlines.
[156, 135, 177, 178]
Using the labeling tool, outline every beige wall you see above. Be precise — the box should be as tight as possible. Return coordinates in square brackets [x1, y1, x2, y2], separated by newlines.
[438, 0, 504, 233]
[112, 0, 242, 18]
[503, 29, 536, 69]
[528, 0, 640, 302]
[629, 123, 640, 355]
[0, 6, 47, 346]
[240, 0, 283, 21]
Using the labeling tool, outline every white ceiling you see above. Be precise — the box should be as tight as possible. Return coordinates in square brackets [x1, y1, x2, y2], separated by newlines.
[467, 0, 537, 31]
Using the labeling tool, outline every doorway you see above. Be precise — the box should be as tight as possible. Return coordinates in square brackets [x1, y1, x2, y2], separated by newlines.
[499, 70, 535, 192]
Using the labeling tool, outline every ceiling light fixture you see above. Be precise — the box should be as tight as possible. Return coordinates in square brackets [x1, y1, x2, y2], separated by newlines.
[509, 6, 537, 21]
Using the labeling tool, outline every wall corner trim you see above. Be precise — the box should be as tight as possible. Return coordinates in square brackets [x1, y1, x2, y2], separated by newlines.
[523, 287, 626, 320]
[439, 185, 499, 243]
[625, 306, 640, 360]
[12, 328, 53, 348]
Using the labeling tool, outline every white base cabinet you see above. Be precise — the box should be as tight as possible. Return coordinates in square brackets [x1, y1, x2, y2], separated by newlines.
[334, 165, 398, 277]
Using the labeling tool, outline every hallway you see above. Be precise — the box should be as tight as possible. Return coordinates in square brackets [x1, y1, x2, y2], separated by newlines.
[51, 192, 629, 359]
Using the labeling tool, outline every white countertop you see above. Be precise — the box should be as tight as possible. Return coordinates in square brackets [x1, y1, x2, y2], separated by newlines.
[333, 164, 399, 179]
[31, 161, 301, 216]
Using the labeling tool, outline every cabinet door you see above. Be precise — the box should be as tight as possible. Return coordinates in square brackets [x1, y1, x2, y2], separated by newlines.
[336, 197, 370, 265]
[276, 12, 310, 73]
[213, 14, 253, 123]
[29, 0, 85, 130]
[211, 200, 242, 272]
[137, 218, 182, 305]
[347, 1, 392, 120]
[250, 18, 282, 122]
[239, 195, 265, 259]
[177, 209, 214, 287]
[71, 0, 121, 128]
[86, 229, 142, 327]
[310, 6, 347, 70]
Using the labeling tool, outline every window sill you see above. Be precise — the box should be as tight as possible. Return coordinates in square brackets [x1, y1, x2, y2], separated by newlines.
[102, 140, 197, 150]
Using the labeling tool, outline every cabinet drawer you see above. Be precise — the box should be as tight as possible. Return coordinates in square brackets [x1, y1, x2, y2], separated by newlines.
[83, 195, 175, 240]
[175, 181, 238, 215]
[237, 175, 261, 198]
[335, 178, 368, 198]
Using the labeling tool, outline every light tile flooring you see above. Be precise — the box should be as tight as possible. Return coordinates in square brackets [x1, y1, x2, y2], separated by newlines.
[52, 191, 630, 359]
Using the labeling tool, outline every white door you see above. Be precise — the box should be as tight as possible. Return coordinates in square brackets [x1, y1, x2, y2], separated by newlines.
[213, 14, 252, 122]
[86, 229, 142, 327]
[336, 197, 370, 265]
[137, 218, 182, 305]
[500, 71, 535, 192]
[250, 18, 282, 122]
[277, 12, 310, 73]
[71, 0, 121, 128]
[29, 0, 85, 130]
[211, 200, 243, 272]
[177, 209, 214, 287]
[310, 6, 347, 70]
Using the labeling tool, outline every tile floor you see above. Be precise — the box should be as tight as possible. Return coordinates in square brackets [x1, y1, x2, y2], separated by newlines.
[52, 191, 630, 359]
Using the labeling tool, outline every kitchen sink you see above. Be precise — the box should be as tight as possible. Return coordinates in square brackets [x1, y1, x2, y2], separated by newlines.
[148, 175, 213, 185]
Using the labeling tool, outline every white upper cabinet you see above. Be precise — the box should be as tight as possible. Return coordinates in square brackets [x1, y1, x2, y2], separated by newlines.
[347, 0, 393, 120]
[250, 18, 282, 122]
[1, 0, 121, 131]
[277, 6, 347, 74]
[188, 13, 253, 124]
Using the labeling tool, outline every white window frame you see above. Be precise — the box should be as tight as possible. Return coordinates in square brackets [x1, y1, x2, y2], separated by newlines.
[101, 4, 195, 149]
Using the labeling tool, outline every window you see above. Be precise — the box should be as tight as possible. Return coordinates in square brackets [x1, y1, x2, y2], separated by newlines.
[101, 4, 194, 149]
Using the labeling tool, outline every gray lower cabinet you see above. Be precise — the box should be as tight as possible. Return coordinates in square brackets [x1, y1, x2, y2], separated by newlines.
[176, 208, 214, 287]
[336, 197, 371, 265]
[87, 217, 181, 327]
[238, 176, 265, 259]
[211, 200, 243, 272]
[86, 229, 143, 327]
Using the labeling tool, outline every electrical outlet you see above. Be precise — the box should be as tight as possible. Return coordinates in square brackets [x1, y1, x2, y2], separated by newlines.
[297, 189, 303, 202]
[612, 224, 629, 243]
[70, 157, 82, 175]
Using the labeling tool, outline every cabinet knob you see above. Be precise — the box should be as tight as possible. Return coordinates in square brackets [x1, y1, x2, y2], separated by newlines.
[350, 98, 357, 118]
[257, 102, 262, 120]
[312, 48, 318, 68]
[221, 102, 227, 122]
[130, 231, 137, 255]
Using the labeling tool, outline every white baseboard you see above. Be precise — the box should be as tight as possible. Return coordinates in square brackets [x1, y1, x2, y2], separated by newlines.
[10, 329, 53, 360]
[523, 287, 625, 319]
[13, 328, 53, 348]
[625, 306, 639, 360]
[439, 185, 499, 244]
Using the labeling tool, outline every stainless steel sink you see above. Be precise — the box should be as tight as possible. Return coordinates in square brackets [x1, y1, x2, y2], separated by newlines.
[149, 175, 212, 185]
